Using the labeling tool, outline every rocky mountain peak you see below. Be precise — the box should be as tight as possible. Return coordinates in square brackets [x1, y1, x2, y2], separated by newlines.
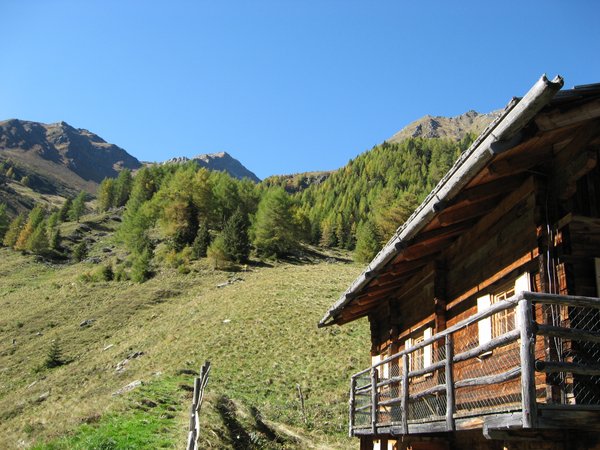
[388, 110, 501, 143]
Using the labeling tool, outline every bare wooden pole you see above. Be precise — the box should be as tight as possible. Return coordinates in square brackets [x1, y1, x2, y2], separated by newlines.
[445, 335, 455, 431]
[297, 383, 307, 425]
[371, 367, 378, 435]
[349, 376, 356, 437]
[401, 353, 409, 435]
[518, 298, 538, 428]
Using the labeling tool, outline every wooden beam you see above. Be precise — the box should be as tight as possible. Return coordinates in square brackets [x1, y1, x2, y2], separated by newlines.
[536, 98, 600, 131]
[537, 324, 600, 344]
[446, 175, 526, 209]
[535, 361, 600, 377]
[446, 249, 538, 310]
[432, 197, 499, 228]
[518, 298, 537, 428]
[445, 335, 456, 431]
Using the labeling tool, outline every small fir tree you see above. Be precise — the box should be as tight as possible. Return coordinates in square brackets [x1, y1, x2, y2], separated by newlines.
[58, 198, 72, 222]
[191, 221, 211, 259]
[207, 234, 228, 269]
[72, 241, 88, 262]
[222, 209, 250, 263]
[44, 340, 65, 369]
[69, 191, 87, 222]
[0, 203, 9, 242]
[131, 247, 152, 283]
[3, 213, 26, 247]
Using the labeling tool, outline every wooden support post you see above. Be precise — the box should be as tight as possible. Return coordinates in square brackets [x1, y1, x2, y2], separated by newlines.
[518, 297, 538, 428]
[371, 367, 378, 435]
[401, 353, 409, 435]
[445, 335, 455, 431]
[349, 376, 356, 437]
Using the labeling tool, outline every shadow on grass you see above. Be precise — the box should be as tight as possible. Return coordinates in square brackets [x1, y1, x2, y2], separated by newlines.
[216, 395, 253, 450]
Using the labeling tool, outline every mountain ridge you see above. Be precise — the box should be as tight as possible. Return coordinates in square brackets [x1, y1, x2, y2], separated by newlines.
[161, 151, 260, 182]
[387, 110, 500, 143]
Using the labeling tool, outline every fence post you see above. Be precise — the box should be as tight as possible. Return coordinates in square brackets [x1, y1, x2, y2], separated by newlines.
[186, 360, 211, 450]
[371, 366, 378, 435]
[401, 353, 409, 435]
[349, 376, 356, 437]
[445, 335, 455, 431]
[518, 298, 538, 428]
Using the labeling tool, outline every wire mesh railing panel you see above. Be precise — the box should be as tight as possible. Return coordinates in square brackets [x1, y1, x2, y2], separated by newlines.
[453, 310, 522, 417]
[352, 372, 372, 428]
[537, 303, 600, 406]
[407, 341, 447, 423]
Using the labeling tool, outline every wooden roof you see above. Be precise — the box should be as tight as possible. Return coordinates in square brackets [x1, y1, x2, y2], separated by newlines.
[319, 75, 600, 327]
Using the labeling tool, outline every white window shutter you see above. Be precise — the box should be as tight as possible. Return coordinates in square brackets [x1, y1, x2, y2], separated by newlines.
[405, 338, 413, 371]
[514, 272, 531, 328]
[477, 294, 492, 345]
[514, 272, 531, 295]
[423, 327, 433, 368]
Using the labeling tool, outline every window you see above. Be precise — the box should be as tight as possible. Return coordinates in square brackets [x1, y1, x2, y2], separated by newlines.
[478, 272, 530, 345]
[406, 327, 432, 372]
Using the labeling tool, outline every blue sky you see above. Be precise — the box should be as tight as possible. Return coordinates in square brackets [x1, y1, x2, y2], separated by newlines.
[1, 1, 599, 179]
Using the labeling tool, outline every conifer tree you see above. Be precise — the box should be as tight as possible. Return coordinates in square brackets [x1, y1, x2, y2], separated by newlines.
[162, 198, 198, 251]
[44, 340, 65, 368]
[251, 187, 300, 258]
[131, 247, 152, 282]
[0, 203, 9, 242]
[207, 234, 227, 269]
[354, 220, 382, 263]
[58, 198, 73, 222]
[114, 169, 133, 207]
[28, 220, 50, 255]
[222, 208, 250, 263]
[69, 192, 87, 222]
[97, 178, 116, 212]
[15, 206, 45, 251]
[3, 213, 25, 247]
[192, 221, 211, 259]
[49, 227, 61, 251]
[72, 241, 88, 262]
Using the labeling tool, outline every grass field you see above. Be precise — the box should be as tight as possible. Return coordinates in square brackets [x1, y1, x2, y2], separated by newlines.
[0, 213, 370, 449]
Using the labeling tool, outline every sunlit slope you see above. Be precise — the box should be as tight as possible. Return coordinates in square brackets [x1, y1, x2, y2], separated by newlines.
[0, 229, 368, 449]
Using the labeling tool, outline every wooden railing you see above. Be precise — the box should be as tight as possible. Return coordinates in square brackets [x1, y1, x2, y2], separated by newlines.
[186, 361, 211, 450]
[349, 292, 600, 437]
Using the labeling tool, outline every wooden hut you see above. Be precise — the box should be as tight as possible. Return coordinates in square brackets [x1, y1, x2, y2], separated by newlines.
[319, 75, 600, 450]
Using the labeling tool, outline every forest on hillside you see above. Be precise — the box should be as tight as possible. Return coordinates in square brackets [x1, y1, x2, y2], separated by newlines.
[0, 135, 475, 279]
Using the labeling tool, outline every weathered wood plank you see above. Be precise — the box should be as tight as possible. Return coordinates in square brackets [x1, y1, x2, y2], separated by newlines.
[401, 354, 409, 434]
[518, 298, 537, 428]
[455, 366, 521, 389]
[537, 324, 600, 344]
[371, 368, 378, 434]
[446, 335, 456, 431]
[453, 328, 520, 363]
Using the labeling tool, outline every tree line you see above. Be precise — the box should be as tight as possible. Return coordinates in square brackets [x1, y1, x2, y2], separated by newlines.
[0, 135, 473, 275]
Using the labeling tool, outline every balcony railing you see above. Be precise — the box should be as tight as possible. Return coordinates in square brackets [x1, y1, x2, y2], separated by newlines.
[349, 292, 600, 437]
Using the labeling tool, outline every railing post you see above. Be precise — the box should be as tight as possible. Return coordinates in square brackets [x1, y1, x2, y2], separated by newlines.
[349, 376, 356, 437]
[401, 353, 409, 435]
[371, 367, 378, 435]
[445, 335, 456, 431]
[518, 297, 538, 428]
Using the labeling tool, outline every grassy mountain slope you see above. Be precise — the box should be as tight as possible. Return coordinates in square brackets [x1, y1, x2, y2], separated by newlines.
[0, 212, 369, 449]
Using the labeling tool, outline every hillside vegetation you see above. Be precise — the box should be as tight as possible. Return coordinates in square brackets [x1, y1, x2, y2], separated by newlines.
[0, 211, 369, 449]
[0, 116, 481, 449]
